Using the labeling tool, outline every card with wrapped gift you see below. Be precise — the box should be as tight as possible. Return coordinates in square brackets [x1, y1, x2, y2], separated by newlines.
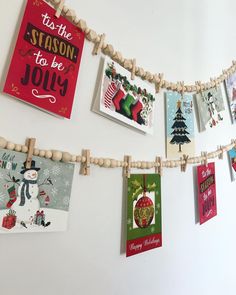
[93, 57, 156, 134]
[0, 148, 74, 233]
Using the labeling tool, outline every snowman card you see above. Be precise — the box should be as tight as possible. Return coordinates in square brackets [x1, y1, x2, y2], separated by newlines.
[0, 148, 74, 233]
[225, 73, 236, 124]
[195, 87, 225, 132]
[166, 91, 195, 158]
[93, 57, 156, 134]
[126, 174, 162, 257]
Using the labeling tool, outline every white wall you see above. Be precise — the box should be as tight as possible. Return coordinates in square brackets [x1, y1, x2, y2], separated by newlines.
[0, 0, 236, 294]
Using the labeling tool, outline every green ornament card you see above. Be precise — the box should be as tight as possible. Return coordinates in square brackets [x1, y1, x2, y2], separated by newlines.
[126, 173, 162, 257]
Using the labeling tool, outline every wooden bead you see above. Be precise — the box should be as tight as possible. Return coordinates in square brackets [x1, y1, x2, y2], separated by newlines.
[21, 145, 28, 153]
[77, 19, 88, 32]
[14, 144, 22, 152]
[93, 158, 99, 164]
[65, 9, 76, 22]
[98, 158, 104, 166]
[52, 150, 63, 161]
[103, 159, 111, 168]
[62, 5, 69, 15]
[123, 59, 132, 70]
[76, 155, 82, 163]
[103, 44, 114, 56]
[110, 159, 117, 168]
[0, 137, 7, 149]
[141, 161, 146, 169]
[86, 29, 98, 42]
[45, 150, 52, 159]
[39, 150, 46, 157]
[62, 152, 72, 163]
[33, 148, 40, 156]
[147, 162, 152, 169]
[71, 155, 76, 162]
[73, 16, 80, 25]
[6, 142, 15, 150]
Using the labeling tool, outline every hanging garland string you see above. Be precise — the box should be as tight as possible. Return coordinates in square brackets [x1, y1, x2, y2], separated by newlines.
[0, 136, 235, 173]
[46, 0, 236, 94]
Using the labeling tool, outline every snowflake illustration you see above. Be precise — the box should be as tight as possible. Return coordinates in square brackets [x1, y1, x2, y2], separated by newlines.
[127, 218, 132, 225]
[64, 180, 70, 187]
[51, 187, 58, 196]
[43, 169, 50, 177]
[51, 165, 61, 176]
[0, 172, 4, 179]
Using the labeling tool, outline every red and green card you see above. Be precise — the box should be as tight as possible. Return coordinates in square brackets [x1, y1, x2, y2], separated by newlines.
[197, 162, 217, 224]
[126, 174, 162, 257]
[3, 0, 84, 118]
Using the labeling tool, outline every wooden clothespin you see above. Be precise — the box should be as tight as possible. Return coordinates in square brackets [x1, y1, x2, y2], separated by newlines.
[231, 139, 236, 150]
[155, 156, 162, 176]
[201, 151, 208, 167]
[123, 155, 131, 178]
[92, 33, 106, 55]
[81, 149, 90, 176]
[217, 145, 224, 159]
[155, 73, 164, 93]
[131, 59, 136, 80]
[180, 154, 188, 172]
[25, 138, 36, 169]
[195, 81, 203, 94]
[55, 0, 65, 18]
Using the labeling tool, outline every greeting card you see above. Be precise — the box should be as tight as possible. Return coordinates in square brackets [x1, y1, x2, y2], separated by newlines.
[0, 148, 74, 233]
[166, 91, 195, 158]
[3, 0, 84, 119]
[126, 174, 162, 257]
[197, 163, 217, 224]
[195, 87, 225, 131]
[228, 147, 236, 181]
[93, 57, 156, 134]
[225, 73, 236, 124]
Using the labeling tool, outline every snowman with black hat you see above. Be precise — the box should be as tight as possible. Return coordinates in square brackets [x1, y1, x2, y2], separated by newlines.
[12, 160, 40, 227]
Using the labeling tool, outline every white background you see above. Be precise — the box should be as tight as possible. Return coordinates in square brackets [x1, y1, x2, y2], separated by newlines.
[0, 0, 236, 294]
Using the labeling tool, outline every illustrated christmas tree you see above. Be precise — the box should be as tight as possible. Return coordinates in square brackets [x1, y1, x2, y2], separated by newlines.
[170, 100, 191, 152]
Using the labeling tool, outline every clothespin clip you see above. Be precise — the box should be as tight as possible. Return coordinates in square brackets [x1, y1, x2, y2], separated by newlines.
[155, 156, 162, 176]
[81, 149, 90, 176]
[201, 151, 208, 167]
[25, 138, 36, 169]
[217, 145, 224, 160]
[55, 0, 65, 18]
[131, 59, 136, 80]
[180, 154, 188, 172]
[92, 33, 106, 55]
[155, 73, 164, 93]
[195, 81, 203, 94]
[124, 155, 131, 178]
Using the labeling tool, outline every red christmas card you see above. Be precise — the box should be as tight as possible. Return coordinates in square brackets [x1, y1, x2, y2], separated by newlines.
[3, 0, 84, 119]
[197, 163, 217, 224]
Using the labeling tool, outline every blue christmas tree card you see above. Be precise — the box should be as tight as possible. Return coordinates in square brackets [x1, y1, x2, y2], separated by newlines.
[166, 91, 195, 158]
[228, 147, 236, 181]
[0, 148, 74, 233]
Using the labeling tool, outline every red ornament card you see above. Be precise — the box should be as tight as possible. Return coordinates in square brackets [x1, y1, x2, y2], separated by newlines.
[3, 0, 84, 119]
[126, 174, 162, 257]
[197, 162, 217, 224]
